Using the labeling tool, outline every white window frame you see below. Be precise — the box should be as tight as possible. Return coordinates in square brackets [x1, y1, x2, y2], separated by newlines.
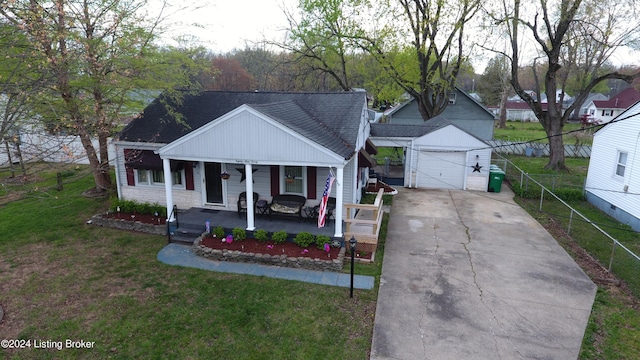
[603, 109, 613, 116]
[280, 165, 307, 196]
[449, 92, 457, 105]
[135, 168, 185, 189]
[615, 151, 628, 178]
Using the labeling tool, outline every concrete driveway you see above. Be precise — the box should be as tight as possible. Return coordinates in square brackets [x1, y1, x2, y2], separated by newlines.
[370, 188, 597, 360]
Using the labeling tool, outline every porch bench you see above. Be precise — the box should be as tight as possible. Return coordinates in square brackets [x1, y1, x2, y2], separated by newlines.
[268, 194, 306, 222]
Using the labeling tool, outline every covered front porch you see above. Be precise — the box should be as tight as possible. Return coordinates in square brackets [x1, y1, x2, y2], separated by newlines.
[170, 207, 342, 245]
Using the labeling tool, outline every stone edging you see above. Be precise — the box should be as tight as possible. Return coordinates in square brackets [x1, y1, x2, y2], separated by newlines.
[88, 214, 165, 236]
[193, 235, 346, 272]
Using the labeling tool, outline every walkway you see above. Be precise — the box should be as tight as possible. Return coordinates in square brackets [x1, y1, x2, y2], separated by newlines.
[157, 243, 375, 290]
[370, 187, 597, 360]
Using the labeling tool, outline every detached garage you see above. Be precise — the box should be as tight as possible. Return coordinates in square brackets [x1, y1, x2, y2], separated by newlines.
[370, 119, 492, 191]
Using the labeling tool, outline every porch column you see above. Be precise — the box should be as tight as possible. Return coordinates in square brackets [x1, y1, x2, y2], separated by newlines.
[334, 166, 344, 238]
[245, 163, 255, 231]
[162, 158, 175, 222]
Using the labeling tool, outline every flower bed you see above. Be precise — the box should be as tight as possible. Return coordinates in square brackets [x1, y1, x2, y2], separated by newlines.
[193, 234, 346, 272]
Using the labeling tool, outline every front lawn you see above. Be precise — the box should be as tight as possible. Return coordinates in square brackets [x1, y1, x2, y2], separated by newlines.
[0, 167, 380, 359]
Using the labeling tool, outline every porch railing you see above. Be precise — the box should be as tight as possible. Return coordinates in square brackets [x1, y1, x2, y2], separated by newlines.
[344, 188, 384, 254]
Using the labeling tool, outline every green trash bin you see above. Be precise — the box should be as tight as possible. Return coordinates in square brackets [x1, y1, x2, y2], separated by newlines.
[488, 169, 505, 193]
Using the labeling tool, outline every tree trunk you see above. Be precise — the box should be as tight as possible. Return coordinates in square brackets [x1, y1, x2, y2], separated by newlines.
[498, 88, 508, 128]
[543, 116, 568, 171]
[4, 140, 15, 177]
[77, 127, 112, 192]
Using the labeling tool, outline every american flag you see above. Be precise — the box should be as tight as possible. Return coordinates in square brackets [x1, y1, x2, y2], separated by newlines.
[317, 172, 335, 228]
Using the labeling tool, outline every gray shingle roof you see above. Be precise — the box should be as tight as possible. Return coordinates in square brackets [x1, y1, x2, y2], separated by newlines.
[370, 116, 451, 138]
[117, 91, 366, 159]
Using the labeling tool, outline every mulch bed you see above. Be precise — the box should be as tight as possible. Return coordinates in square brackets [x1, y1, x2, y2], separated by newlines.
[101, 212, 166, 225]
[366, 180, 398, 194]
[200, 235, 341, 259]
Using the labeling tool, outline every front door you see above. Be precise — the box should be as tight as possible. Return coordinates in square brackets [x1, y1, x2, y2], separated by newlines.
[204, 162, 224, 204]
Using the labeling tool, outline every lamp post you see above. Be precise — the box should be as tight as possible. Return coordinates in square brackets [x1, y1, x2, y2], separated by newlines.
[349, 236, 357, 298]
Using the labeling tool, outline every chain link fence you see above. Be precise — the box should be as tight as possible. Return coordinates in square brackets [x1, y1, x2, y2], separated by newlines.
[493, 156, 640, 297]
[488, 140, 592, 158]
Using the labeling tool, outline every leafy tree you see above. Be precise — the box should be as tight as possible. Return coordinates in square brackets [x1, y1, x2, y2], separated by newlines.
[357, 0, 482, 120]
[281, 0, 362, 91]
[478, 55, 511, 127]
[0, 0, 208, 193]
[491, 0, 640, 170]
[0, 21, 47, 176]
[282, 0, 482, 120]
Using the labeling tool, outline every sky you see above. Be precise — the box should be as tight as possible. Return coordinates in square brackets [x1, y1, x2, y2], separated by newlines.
[164, 0, 298, 53]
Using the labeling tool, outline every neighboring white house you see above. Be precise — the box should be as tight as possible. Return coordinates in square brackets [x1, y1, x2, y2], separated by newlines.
[584, 87, 640, 124]
[585, 100, 640, 232]
[493, 89, 575, 122]
[572, 93, 608, 121]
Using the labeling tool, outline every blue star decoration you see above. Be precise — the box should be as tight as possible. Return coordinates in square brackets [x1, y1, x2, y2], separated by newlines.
[471, 162, 482, 173]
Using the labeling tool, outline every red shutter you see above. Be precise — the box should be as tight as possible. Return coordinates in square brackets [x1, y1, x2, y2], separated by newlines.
[270, 166, 280, 196]
[185, 162, 194, 190]
[307, 166, 317, 199]
[126, 166, 135, 186]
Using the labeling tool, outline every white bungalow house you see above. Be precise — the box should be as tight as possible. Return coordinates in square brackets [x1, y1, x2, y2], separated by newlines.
[584, 87, 640, 124]
[585, 100, 640, 231]
[112, 91, 376, 238]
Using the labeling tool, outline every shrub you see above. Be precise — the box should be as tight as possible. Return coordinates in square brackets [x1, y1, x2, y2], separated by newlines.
[272, 230, 288, 244]
[553, 189, 585, 202]
[232, 227, 246, 241]
[254, 229, 269, 242]
[213, 226, 225, 238]
[110, 199, 166, 216]
[315, 235, 332, 250]
[294, 232, 315, 248]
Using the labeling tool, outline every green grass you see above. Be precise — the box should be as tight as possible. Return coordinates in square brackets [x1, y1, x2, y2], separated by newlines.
[494, 121, 593, 145]
[0, 168, 381, 359]
[581, 289, 640, 359]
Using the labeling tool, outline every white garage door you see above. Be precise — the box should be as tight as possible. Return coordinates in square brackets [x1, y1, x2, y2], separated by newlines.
[416, 151, 466, 189]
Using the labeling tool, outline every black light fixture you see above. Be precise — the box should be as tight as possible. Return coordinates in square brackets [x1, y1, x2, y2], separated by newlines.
[349, 236, 357, 298]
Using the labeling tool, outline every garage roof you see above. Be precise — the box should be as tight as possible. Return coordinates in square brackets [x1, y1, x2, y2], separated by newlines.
[370, 116, 450, 138]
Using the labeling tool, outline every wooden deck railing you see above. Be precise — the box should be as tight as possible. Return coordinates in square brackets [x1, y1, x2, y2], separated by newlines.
[344, 188, 384, 253]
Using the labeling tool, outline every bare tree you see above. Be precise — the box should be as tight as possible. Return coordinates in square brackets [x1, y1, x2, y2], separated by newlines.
[494, 0, 640, 170]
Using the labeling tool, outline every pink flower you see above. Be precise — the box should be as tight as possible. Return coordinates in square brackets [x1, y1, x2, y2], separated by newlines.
[267, 244, 274, 249]
[324, 243, 330, 253]
[226, 235, 233, 244]
[302, 249, 309, 254]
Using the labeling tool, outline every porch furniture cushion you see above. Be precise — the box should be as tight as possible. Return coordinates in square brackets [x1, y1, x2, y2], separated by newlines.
[270, 203, 300, 214]
[268, 194, 306, 221]
[237, 192, 259, 218]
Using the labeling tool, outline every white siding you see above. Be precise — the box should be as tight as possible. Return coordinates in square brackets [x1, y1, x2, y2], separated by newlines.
[586, 105, 640, 218]
[409, 125, 490, 190]
[115, 103, 368, 217]
[416, 151, 466, 189]
[159, 108, 342, 166]
[122, 187, 200, 209]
